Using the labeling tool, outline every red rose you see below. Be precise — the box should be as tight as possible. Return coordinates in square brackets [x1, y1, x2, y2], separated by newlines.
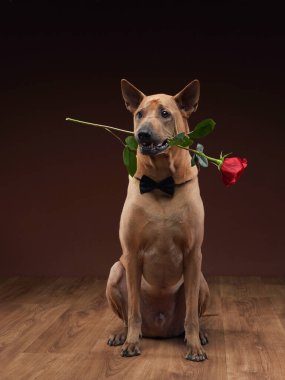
[220, 157, 247, 187]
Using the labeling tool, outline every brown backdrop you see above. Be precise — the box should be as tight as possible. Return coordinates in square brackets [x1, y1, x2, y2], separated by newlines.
[0, 1, 284, 277]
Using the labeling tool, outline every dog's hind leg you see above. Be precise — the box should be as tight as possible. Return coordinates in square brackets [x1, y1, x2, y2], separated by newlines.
[198, 272, 210, 345]
[106, 261, 128, 346]
[198, 272, 210, 317]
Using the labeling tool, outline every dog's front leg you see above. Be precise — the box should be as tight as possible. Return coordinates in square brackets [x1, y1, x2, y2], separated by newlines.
[183, 248, 208, 362]
[121, 252, 142, 357]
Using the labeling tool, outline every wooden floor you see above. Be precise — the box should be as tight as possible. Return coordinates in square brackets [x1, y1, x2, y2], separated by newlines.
[0, 276, 284, 380]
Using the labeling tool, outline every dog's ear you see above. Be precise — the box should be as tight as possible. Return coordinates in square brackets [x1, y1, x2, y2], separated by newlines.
[121, 79, 145, 113]
[174, 80, 200, 117]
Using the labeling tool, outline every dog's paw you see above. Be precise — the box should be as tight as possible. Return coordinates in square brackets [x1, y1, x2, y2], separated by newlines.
[121, 341, 141, 357]
[107, 329, 127, 346]
[199, 330, 209, 345]
[185, 336, 208, 362]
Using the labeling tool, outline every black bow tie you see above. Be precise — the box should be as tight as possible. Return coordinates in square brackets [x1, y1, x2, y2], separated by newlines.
[138, 175, 175, 196]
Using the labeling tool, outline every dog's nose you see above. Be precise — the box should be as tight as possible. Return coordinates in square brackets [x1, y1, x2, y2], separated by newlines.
[137, 129, 152, 143]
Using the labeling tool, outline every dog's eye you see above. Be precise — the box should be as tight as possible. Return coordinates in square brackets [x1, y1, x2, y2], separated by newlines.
[137, 111, 143, 119]
[161, 109, 170, 118]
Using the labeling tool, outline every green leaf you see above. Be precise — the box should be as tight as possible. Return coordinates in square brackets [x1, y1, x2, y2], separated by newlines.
[128, 149, 137, 176]
[175, 132, 186, 140]
[197, 154, 208, 168]
[125, 135, 138, 151]
[123, 147, 137, 176]
[179, 136, 194, 147]
[191, 154, 198, 167]
[196, 143, 204, 152]
[168, 133, 193, 147]
[189, 118, 216, 139]
[123, 146, 130, 166]
[168, 132, 184, 146]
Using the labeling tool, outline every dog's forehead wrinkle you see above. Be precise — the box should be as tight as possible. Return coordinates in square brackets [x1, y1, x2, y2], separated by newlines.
[141, 94, 176, 110]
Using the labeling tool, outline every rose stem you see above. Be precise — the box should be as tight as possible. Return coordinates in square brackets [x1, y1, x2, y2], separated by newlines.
[104, 128, 126, 146]
[66, 117, 134, 134]
[176, 145, 222, 167]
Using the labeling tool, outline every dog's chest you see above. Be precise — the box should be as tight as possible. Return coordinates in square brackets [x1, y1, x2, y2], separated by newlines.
[138, 204, 194, 286]
[140, 201, 194, 242]
[120, 184, 204, 286]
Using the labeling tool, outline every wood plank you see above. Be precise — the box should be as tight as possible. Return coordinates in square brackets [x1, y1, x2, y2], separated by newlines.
[0, 277, 106, 306]
[0, 276, 284, 379]
[260, 277, 285, 298]
[0, 277, 39, 303]
[222, 296, 285, 380]
[24, 299, 109, 354]
[268, 296, 285, 332]
[36, 316, 226, 380]
[28, 277, 106, 305]
[1, 352, 74, 380]
[206, 276, 222, 315]
[219, 276, 264, 298]
[0, 303, 69, 370]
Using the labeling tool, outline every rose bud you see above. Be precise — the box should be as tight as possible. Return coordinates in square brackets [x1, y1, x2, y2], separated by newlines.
[220, 157, 247, 187]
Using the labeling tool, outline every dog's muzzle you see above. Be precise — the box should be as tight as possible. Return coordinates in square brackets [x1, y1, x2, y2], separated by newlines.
[136, 127, 169, 156]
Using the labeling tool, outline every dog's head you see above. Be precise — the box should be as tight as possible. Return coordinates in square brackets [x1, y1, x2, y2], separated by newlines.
[121, 79, 200, 156]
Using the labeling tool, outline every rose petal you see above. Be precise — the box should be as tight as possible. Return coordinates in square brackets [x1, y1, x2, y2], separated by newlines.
[220, 157, 247, 186]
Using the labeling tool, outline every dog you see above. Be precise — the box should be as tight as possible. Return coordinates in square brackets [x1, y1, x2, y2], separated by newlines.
[106, 79, 210, 362]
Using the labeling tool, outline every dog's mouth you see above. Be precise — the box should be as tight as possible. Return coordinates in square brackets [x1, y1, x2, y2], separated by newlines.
[139, 139, 169, 155]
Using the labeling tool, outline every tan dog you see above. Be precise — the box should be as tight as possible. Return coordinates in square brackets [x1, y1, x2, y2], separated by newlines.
[106, 79, 210, 362]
